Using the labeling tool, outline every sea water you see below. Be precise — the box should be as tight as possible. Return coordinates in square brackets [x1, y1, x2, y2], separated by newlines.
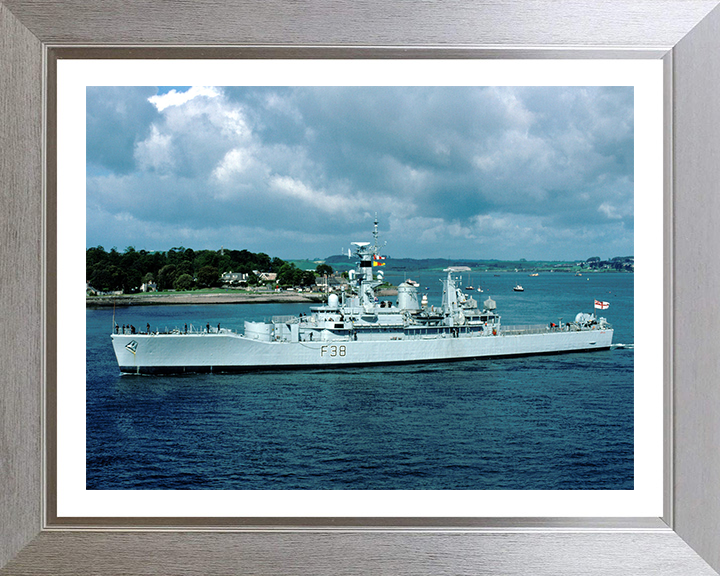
[86, 271, 633, 490]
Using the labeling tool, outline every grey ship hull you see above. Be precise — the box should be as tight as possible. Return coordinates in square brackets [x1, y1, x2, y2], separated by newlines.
[111, 328, 613, 374]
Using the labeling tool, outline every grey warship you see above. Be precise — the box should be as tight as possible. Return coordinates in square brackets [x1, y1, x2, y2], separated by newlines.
[111, 220, 613, 374]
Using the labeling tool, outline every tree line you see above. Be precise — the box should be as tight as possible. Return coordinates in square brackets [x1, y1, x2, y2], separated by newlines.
[583, 256, 634, 271]
[86, 246, 333, 293]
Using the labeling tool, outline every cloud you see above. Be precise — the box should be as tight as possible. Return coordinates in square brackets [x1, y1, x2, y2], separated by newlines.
[212, 147, 257, 182]
[87, 86, 634, 260]
[268, 176, 345, 211]
[86, 86, 160, 174]
[134, 125, 175, 173]
[148, 86, 220, 111]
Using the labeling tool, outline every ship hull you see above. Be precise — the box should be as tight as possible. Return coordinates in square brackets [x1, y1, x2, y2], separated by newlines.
[111, 329, 613, 374]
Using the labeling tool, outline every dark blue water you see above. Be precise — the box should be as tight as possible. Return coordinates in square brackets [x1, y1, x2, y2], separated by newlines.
[86, 272, 633, 490]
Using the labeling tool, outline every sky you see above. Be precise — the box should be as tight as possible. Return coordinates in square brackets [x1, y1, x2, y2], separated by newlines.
[86, 85, 634, 261]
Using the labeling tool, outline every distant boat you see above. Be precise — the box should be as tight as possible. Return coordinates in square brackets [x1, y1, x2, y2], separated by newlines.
[529, 273, 539, 277]
[513, 284, 524, 292]
[468, 274, 483, 292]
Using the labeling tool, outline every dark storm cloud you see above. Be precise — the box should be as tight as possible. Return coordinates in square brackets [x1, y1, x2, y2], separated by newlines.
[86, 85, 634, 260]
[86, 86, 161, 175]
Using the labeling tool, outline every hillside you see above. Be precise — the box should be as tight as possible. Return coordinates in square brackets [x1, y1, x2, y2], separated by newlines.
[324, 255, 633, 273]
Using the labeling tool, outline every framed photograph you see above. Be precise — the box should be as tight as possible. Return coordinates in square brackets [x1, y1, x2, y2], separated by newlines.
[59, 60, 661, 521]
[2, 1, 720, 574]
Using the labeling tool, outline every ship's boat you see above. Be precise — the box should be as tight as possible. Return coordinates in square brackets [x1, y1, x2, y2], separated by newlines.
[111, 220, 613, 374]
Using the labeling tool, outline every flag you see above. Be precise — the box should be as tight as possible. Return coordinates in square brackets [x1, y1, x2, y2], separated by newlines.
[372, 261, 385, 267]
[594, 300, 609, 310]
[373, 255, 386, 260]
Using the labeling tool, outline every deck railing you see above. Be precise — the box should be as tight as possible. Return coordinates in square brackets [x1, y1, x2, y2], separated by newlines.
[271, 315, 299, 324]
[501, 324, 551, 335]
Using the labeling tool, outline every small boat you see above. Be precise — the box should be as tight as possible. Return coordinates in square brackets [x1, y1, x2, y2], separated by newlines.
[529, 273, 538, 277]
[513, 284, 524, 292]
[468, 275, 482, 292]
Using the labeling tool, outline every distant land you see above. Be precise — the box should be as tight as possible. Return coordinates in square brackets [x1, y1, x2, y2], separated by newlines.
[85, 245, 633, 305]
[317, 254, 634, 273]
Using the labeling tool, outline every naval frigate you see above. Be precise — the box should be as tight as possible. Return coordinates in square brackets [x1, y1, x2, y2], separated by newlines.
[111, 220, 613, 374]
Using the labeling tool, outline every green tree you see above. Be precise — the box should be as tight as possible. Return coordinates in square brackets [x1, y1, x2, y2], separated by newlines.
[157, 264, 178, 291]
[217, 254, 233, 274]
[89, 264, 126, 292]
[255, 252, 271, 271]
[270, 256, 286, 272]
[230, 249, 253, 266]
[167, 247, 186, 265]
[177, 261, 194, 277]
[121, 246, 139, 268]
[194, 250, 220, 270]
[300, 270, 316, 286]
[86, 246, 107, 278]
[135, 251, 164, 280]
[124, 268, 143, 293]
[108, 247, 121, 266]
[277, 263, 298, 287]
[88, 265, 113, 292]
[174, 273, 194, 291]
[182, 248, 195, 263]
[315, 263, 333, 276]
[197, 265, 219, 288]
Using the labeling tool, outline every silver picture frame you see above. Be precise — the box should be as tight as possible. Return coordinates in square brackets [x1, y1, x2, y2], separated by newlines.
[2, 1, 720, 574]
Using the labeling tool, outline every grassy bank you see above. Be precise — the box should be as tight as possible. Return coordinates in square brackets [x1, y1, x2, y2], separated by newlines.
[86, 290, 327, 308]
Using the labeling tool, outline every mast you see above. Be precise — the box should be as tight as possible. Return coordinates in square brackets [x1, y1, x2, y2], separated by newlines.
[372, 215, 379, 256]
[350, 218, 386, 312]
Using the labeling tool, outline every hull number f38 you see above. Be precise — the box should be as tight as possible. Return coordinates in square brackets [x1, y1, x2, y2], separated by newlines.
[321, 345, 347, 357]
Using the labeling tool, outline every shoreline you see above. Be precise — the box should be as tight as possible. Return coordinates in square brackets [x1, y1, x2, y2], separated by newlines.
[86, 289, 399, 308]
[86, 291, 326, 308]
